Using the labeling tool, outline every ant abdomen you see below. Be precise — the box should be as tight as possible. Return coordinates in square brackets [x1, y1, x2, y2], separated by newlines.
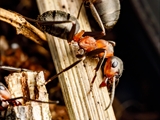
[37, 10, 80, 40]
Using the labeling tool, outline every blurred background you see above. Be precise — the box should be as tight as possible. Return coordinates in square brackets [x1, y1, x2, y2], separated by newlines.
[0, 0, 159, 120]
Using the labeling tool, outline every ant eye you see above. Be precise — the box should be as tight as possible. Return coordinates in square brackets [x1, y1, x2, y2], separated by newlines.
[0, 85, 5, 90]
[112, 61, 118, 68]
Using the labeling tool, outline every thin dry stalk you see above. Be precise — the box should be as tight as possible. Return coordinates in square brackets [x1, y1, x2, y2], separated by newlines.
[36, 0, 116, 120]
[0, 8, 47, 47]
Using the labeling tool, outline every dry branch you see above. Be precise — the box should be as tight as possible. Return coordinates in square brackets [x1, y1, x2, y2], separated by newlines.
[5, 71, 52, 120]
[36, 0, 116, 120]
[0, 8, 47, 47]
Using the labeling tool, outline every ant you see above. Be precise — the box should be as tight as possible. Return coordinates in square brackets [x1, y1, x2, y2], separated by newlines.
[45, 29, 116, 85]
[22, 3, 122, 110]
[24, 9, 121, 89]
[44, 30, 123, 110]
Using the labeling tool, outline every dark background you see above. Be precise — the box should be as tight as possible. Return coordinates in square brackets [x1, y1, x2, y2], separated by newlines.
[0, 0, 159, 120]
[113, 0, 160, 119]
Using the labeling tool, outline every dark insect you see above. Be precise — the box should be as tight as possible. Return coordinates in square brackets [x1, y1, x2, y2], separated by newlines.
[78, 0, 120, 36]
[25, 10, 80, 42]
[25, 0, 120, 42]
[23, 1, 122, 110]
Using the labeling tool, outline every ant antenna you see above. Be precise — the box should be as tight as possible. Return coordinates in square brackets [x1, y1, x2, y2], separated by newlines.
[2, 96, 59, 104]
[77, 0, 85, 19]
[0, 66, 32, 72]
[104, 77, 116, 110]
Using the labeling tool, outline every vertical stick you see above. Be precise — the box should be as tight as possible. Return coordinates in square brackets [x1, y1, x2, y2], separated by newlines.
[36, 0, 116, 120]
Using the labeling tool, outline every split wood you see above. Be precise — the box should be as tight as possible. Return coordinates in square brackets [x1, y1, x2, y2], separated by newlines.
[4, 71, 51, 120]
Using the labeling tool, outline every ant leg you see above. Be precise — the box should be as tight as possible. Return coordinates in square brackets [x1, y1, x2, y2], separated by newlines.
[0, 66, 32, 72]
[80, 1, 106, 38]
[104, 77, 116, 110]
[3, 96, 59, 105]
[86, 49, 106, 93]
[77, 1, 106, 38]
[45, 56, 86, 85]
[73, 30, 85, 42]
[68, 21, 76, 43]
[90, 2, 106, 35]
[24, 16, 72, 25]
[77, 0, 85, 19]
[27, 98, 59, 104]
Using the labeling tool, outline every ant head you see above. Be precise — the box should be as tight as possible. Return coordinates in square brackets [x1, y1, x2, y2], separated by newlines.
[104, 56, 123, 79]
[111, 56, 123, 78]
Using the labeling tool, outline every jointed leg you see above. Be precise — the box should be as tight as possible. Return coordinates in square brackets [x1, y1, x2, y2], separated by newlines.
[86, 49, 107, 93]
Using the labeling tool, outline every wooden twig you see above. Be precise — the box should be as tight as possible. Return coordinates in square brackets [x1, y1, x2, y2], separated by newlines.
[36, 0, 116, 120]
[0, 8, 47, 47]
[4, 71, 52, 120]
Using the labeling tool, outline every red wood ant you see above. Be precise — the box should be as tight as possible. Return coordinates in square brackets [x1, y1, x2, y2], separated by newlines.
[45, 30, 116, 84]
[44, 30, 123, 110]
[25, 10, 104, 42]
[23, 5, 122, 110]
[73, 30, 116, 88]
[73, 30, 123, 110]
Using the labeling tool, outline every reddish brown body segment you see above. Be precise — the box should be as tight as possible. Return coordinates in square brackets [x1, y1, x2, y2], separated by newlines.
[100, 56, 123, 88]
[73, 30, 114, 58]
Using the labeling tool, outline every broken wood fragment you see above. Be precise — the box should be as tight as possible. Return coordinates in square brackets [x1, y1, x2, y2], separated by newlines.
[4, 71, 52, 120]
